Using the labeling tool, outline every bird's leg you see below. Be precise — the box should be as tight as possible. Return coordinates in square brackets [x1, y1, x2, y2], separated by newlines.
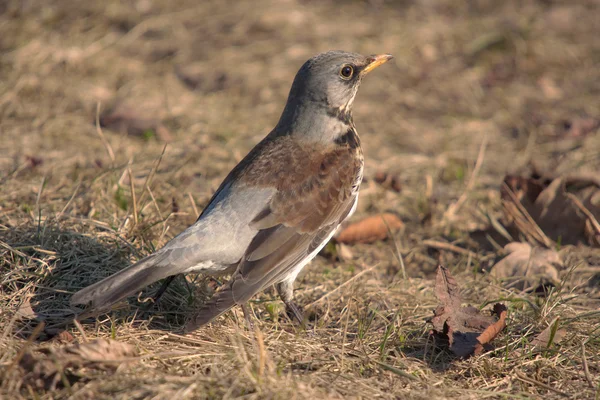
[151, 275, 177, 304]
[241, 303, 255, 330]
[141, 275, 177, 312]
[276, 281, 305, 326]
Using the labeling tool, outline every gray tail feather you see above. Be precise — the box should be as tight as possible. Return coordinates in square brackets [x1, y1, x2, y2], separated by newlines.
[71, 253, 172, 312]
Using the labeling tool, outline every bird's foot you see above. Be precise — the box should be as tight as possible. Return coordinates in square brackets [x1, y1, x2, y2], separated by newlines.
[241, 303, 256, 331]
[284, 301, 308, 328]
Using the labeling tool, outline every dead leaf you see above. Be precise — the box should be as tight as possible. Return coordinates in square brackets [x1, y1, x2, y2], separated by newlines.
[15, 297, 40, 321]
[25, 155, 43, 168]
[434, 263, 461, 311]
[18, 339, 138, 390]
[50, 330, 75, 344]
[336, 243, 354, 261]
[374, 171, 402, 193]
[174, 64, 232, 93]
[559, 117, 599, 138]
[537, 76, 563, 100]
[490, 242, 561, 292]
[319, 241, 354, 262]
[501, 173, 600, 247]
[531, 318, 566, 350]
[474, 303, 508, 355]
[428, 266, 507, 358]
[99, 103, 172, 142]
[336, 213, 403, 244]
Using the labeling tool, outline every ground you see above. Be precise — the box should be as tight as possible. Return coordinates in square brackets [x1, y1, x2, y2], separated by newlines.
[1, 0, 599, 399]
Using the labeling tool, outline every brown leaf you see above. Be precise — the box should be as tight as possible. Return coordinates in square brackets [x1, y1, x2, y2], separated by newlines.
[25, 155, 44, 168]
[19, 339, 138, 390]
[429, 266, 507, 358]
[490, 242, 561, 291]
[531, 318, 566, 350]
[474, 304, 507, 355]
[501, 173, 600, 247]
[174, 64, 232, 93]
[50, 330, 75, 344]
[99, 104, 172, 142]
[336, 213, 403, 244]
[559, 117, 599, 138]
[434, 265, 461, 311]
[15, 297, 39, 321]
[537, 76, 563, 100]
[374, 171, 402, 193]
[61, 338, 138, 361]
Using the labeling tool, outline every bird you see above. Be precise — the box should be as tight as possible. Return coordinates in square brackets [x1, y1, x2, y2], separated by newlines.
[71, 50, 393, 331]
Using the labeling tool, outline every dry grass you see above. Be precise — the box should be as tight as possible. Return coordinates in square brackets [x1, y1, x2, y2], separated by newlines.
[1, 0, 599, 398]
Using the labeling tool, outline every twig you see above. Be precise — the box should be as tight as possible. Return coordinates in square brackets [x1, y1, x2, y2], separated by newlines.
[127, 165, 139, 226]
[188, 192, 199, 217]
[382, 215, 406, 279]
[502, 183, 553, 247]
[73, 319, 89, 343]
[95, 102, 115, 163]
[422, 239, 479, 259]
[515, 371, 570, 398]
[566, 193, 600, 235]
[57, 181, 82, 221]
[372, 359, 419, 381]
[581, 341, 594, 388]
[137, 143, 167, 209]
[340, 298, 352, 371]
[445, 135, 488, 219]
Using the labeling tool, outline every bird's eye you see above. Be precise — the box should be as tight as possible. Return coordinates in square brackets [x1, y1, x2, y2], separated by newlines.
[339, 65, 354, 80]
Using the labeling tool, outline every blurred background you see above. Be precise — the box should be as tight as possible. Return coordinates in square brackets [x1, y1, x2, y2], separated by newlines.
[2, 0, 599, 231]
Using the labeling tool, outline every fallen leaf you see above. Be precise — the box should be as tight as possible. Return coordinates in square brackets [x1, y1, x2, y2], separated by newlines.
[174, 64, 231, 93]
[434, 262, 461, 311]
[61, 339, 137, 362]
[336, 213, 403, 244]
[318, 241, 353, 262]
[374, 171, 402, 193]
[428, 266, 507, 358]
[336, 243, 354, 261]
[501, 173, 600, 247]
[49, 330, 75, 344]
[99, 103, 172, 142]
[481, 58, 516, 88]
[559, 117, 599, 138]
[490, 242, 561, 292]
[18, 339, 138, 390]
[537, 76, 563, 100]
[474, 303, 508, 355]
[15, 297, 40, 321]
[25, 155, 43, 168]
[531, 317, 566, 350]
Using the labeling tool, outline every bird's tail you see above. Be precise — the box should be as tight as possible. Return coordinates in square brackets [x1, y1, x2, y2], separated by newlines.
[183, 284, 238, 331]
[70, 252, 173, 312]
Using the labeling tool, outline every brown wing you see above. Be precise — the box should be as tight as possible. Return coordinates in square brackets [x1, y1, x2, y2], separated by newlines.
[185, 136, 363, 330]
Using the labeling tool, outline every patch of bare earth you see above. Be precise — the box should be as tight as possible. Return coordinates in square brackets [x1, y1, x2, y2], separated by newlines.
[1, 0, 599, 398]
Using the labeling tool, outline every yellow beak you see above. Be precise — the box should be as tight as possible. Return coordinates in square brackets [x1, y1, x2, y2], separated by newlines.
[362, 54, 394, 74]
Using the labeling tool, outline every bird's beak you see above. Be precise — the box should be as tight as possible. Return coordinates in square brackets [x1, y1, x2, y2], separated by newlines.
[362, 54, 394, 75]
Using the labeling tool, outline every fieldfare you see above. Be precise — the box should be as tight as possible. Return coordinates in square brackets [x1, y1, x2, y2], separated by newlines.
[71, 50, 393, 330]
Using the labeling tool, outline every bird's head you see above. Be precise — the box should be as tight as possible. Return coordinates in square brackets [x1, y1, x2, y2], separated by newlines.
[277, 51, 393, 139]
